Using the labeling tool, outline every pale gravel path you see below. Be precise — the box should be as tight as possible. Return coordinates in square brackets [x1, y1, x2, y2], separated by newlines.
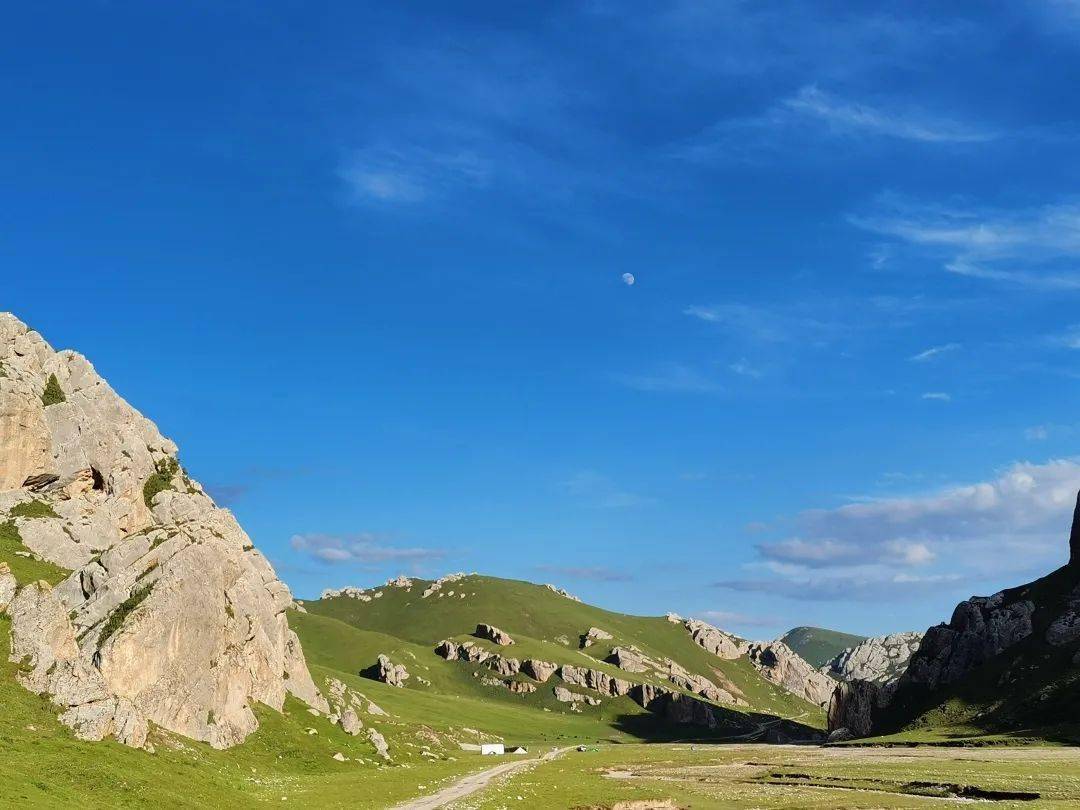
[394, 747, 567, 810]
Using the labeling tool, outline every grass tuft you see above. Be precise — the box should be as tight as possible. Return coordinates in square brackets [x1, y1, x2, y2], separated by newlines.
[41, 373, 66, 406]
[97, 582, 155, 650]
[9, 500, 60, 520]
[142, 457, 180, 507]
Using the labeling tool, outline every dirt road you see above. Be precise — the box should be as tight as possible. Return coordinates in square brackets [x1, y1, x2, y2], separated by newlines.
[395, 747, 567, 809]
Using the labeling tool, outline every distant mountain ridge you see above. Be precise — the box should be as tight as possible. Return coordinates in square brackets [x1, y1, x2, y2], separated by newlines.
[780, 626, 867, 668]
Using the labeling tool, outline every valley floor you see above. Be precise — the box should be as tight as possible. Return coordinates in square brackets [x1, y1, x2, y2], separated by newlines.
[445, 743, 1080, 809]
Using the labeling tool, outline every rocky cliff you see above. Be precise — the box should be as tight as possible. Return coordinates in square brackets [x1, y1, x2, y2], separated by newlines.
[0, 313, 326, 748]
[824, 631, 923, 685]
[829, 490, 1080, 741]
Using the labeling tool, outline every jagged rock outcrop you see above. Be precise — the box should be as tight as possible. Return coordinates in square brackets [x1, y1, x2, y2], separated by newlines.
[487, 655, 520, 676]
[544, 583, 581, 602]
[558, 663, 633, 696]
[684, 618, 743, 660]
[475, 623, 514, 646]
[375, 654, 410, 688]
[322, 677, 388, 733]
[580, 626, 613, 648]
[903, 592, 1035, 690]
[553, 686, 599, 705]
[422, 572, 467, 598]
[0, 313, 326, 749]
[367, 727, 390, 760]
[608, 645, 746, 706]
[825, 631, 924, 685]
[745, 641, 835, 707]
[521, 658, 557, 682]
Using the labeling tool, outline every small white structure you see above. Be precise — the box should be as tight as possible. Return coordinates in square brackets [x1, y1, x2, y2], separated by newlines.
[507, 746, 528, 755]
[480, 743, 505, 756]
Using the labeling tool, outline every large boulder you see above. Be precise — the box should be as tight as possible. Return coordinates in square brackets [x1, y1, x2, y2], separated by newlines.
[684, 618, 743, 660]
[580, 626, 613, 648]
[375, 654, 409, 688]
[475, 623, 514, 646]
[0, 313, 326, 749]
[522, 658, 558, 682]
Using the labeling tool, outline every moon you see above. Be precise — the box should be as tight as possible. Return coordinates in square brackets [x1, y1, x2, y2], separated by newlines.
[621, 272, 635, 286]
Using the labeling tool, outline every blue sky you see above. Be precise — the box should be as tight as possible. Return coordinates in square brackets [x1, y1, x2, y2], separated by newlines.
[6, 1, 1080, 639]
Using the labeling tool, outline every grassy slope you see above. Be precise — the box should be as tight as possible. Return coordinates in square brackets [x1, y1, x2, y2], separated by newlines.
[0, 611, 497, 808]
[300, 575, 824, 734]
[876, 563, 1080, 744]
[780, 626, 866, 668]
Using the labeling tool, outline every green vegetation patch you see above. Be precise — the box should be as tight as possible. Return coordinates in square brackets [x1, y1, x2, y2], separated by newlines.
[9, 499, 60, 520]
[0, 520, 69, 585]
[142, 457, 180, 507]
[41, 373, 66, 406]
[98, 582, 155, 649]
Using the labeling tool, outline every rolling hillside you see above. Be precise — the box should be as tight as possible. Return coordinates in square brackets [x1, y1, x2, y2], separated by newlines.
[295, 574, 826, 746]
[780, 626, 866, 668]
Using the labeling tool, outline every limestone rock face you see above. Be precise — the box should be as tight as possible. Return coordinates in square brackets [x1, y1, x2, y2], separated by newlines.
[0, 563, 15, 610]
[376, 654, 410, 688]
[0, 313, 326, 748]
[475, 623, 514, 646]
[684, 618, 744, 660]
[902, 591, 1035, 690]
[745, 641, 836, 707]
[824, 632, 924, 685]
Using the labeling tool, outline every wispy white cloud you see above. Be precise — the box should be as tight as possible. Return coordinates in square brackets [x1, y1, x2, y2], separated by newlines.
[1026, 425, 1050, 441]
[675, 85, 997, 164]
[339, 146, 491, 204]
[683, 303, 843, 345]
[720, 460, 1080, 602]
[291, 533, 447, 567]
[560, 470, 653, 509]
[698, 609, 780, 629]
[851, 198, 1080, 290]
[783, 86, 997, 143]
[909, 343, 960, 362]
[921, 392, 952, 402]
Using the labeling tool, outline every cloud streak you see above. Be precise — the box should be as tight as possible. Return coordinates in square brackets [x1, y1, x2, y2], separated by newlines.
[909, 343, 960, 362]
[722, 459, 1080, 602]
[291, 533, 447, 567]
[534, 564, 633, 582]
[851, 198, 1080, 290]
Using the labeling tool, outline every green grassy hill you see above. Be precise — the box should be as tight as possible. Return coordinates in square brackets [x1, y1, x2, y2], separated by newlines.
[780, 626, 866, 668]
[0, 568, 829, 807]
[297, 574, 825, 741]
